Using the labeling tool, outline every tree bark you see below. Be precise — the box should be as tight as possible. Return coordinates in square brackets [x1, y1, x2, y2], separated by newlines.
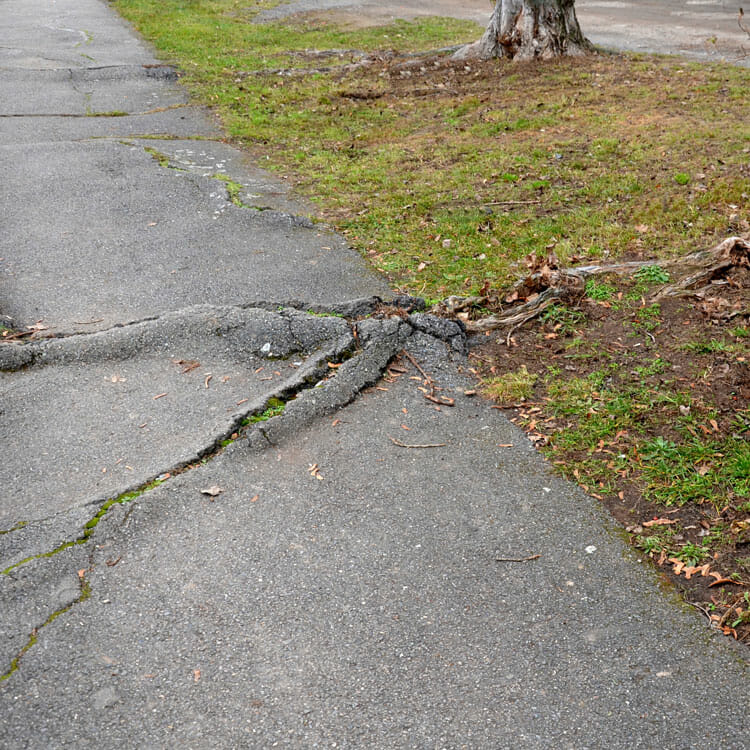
[456, 0, 593, 61]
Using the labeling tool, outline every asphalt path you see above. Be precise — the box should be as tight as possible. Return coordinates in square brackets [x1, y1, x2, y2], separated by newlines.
[1, 1, 748, 748]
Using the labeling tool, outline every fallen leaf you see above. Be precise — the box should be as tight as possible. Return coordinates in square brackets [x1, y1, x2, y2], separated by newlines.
[668, 558, 685, 575]
[643, 518, 677, 527]
[193, 669, 201, 683]
[250, 494, 259, 503]
[200, 486, 223, 498]
[77, 569, 86, 580]
[497, 443, 514, 448]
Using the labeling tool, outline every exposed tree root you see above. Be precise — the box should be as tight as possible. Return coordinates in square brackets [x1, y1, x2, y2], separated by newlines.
[453, 236, 750, 335]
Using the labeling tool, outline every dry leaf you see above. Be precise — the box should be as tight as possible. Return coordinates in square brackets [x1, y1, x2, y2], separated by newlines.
[193, 669, 201, 683]
[643, 518, 677, 527]
[200, 486, 223, 498]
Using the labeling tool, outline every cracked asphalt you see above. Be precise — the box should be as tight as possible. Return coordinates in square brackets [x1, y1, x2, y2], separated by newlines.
[1, 1, 748, 748]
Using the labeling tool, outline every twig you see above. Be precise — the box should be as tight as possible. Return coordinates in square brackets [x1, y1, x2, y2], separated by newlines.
[495, 554, 540, 563]
[389, 436, 447, 449]
[687, 601, 714, 625]
[403, 350, 455, 406]
[483, 199, 541, 206]
[403, 350, 431, 382]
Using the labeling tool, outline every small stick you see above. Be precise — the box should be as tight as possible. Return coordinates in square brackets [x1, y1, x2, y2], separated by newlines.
[403, 350, 431, 382]
[389, 436, 446, 449]
[403, 350, 456, 406]
[495, 554, 540, 563]
[483, 199, 541, 206]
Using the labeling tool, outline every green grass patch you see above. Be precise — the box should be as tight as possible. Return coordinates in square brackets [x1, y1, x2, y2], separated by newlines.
[114, 0, 750, 299]
[481, 365, 537, 404]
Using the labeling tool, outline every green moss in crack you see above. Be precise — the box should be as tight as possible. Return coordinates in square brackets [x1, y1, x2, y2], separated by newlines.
[0, 520, 27, 536]
[144, 146, 171, 168]
[86, 110, 129, 117]
[0, 574, 91, 682]
[2, 479, 167, 575]
[212, 174, 245, 207]
[246, 397, 286, 424]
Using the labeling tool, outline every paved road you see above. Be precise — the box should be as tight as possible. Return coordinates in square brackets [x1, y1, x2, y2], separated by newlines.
[1, 1, 748, 748]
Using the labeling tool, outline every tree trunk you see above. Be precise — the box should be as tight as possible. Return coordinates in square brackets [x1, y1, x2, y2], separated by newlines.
[456, 0, 592, 61]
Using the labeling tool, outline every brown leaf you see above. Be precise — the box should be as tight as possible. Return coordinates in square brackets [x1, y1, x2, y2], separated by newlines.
[193, 669, 201, 683]
[643, 518, 677, 527]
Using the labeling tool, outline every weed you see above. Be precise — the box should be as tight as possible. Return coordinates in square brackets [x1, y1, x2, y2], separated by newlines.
[673, 542, 708, 566]
[144, 146, 171, 168]
[673, 172, 690, 185]
[585, 279, 617, 301]
[541, 304, 586, 336]
[634, 265, 671, 285]
[630, 303, 662, 333]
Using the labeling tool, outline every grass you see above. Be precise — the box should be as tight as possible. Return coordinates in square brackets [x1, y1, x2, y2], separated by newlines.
[481, 365, 537, 404]
[114, 0, 750, 301]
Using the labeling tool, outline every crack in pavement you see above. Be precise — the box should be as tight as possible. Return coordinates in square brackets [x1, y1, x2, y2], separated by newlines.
[0, 571, 91, 684]
[0, 308, 463, 681]
[0, 104, 190, 118]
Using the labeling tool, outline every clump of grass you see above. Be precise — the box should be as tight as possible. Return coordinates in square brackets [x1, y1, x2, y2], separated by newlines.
[481, 365, 538, 404]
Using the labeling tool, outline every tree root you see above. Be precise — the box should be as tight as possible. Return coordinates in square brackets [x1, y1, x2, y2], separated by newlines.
[464, 287, 567, 334]
[455, 236, 750, 335]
